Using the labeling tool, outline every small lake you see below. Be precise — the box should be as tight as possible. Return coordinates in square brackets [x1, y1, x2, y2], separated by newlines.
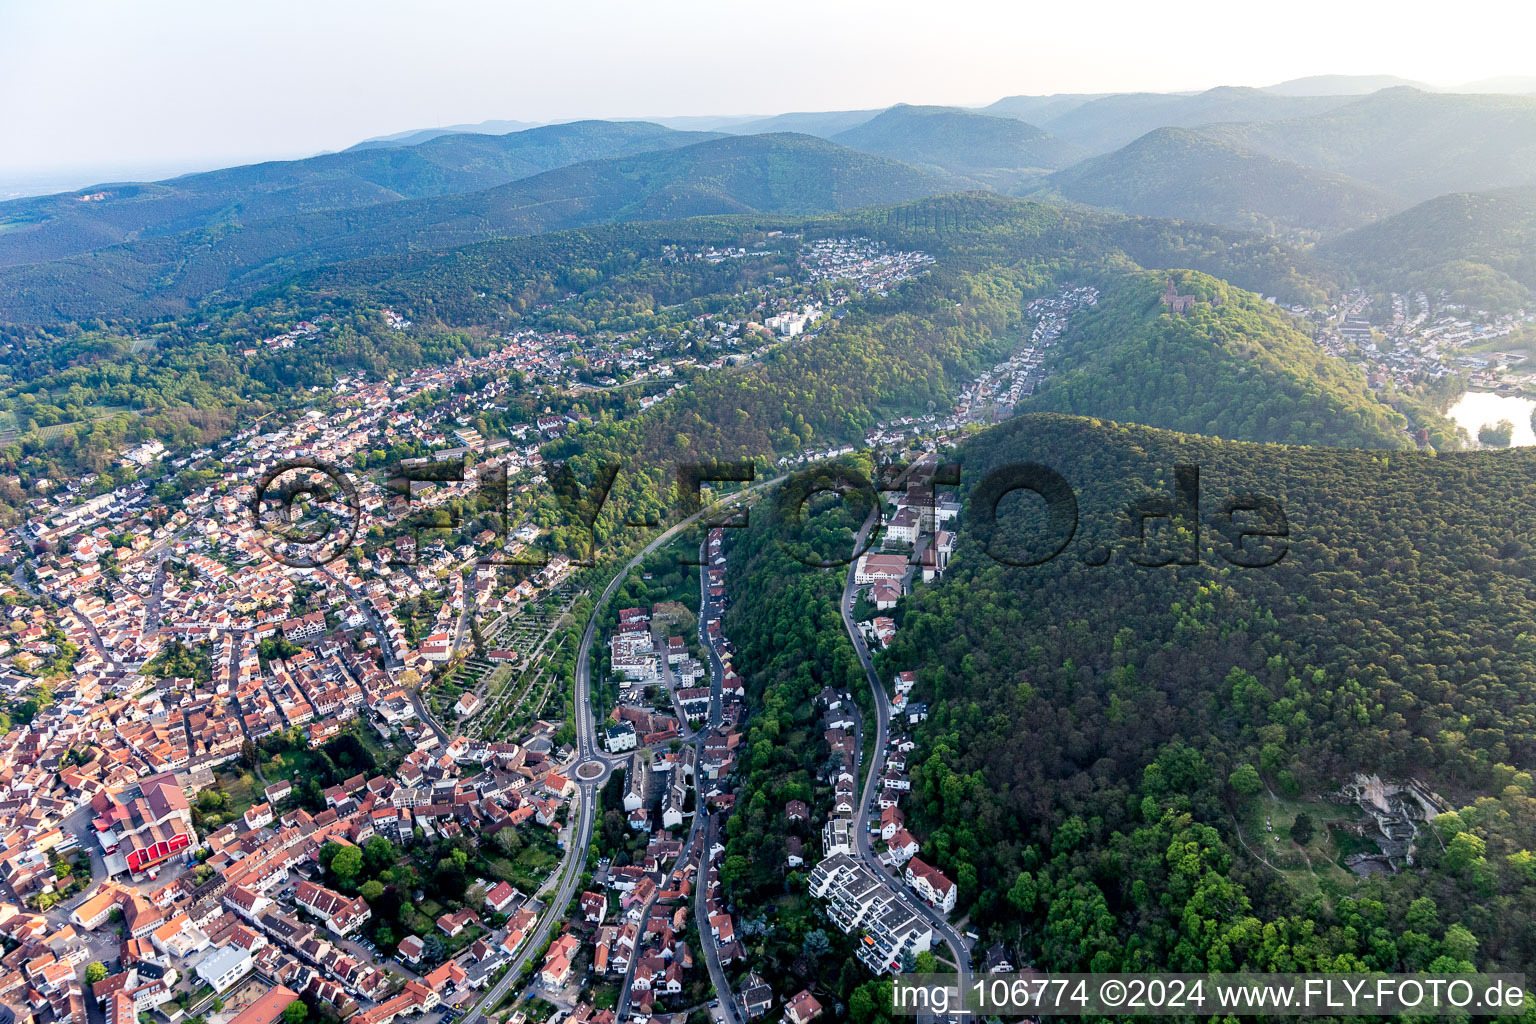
[1447, 390, 1536, 447]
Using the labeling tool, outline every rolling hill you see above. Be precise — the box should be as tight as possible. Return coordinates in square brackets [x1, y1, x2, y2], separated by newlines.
[1203, 88, 1536, 202]
[863, 410, 1536, 974]
[1021, 268, 1418, 448]
[0, 134, 957, 323]
[978, 92, 1105, 124]
[723, 108, 886, 138]
[1043, 127, 1401, 236]
[1263, 73, 1430, 96]
[1037, 85, 1359, 153]
[345, 118, 543, 150]
[831, 104, 1085, 190]
[0, 120, 721, 268]
[1323, 186, 1536, 310]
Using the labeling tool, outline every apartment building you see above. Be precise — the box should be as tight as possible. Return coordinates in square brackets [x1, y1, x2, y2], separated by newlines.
[808, 854, 933, 975]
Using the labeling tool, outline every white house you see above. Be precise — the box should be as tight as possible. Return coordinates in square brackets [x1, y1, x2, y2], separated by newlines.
[904, 857, 958, 914]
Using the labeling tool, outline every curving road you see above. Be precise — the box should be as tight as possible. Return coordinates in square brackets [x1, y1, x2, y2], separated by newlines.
[465, 477, 781, 1024]
[838, 458, 974, 996]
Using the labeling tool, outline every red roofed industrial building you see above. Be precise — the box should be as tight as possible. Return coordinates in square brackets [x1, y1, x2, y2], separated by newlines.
[90, 771, 193, 878]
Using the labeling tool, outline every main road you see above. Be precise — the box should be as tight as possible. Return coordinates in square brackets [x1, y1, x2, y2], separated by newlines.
[690, 531, 747, 1024]
[617, 531, 730, 1019]
[465, 476, 782, 1024]
[838, 458, 974, 993]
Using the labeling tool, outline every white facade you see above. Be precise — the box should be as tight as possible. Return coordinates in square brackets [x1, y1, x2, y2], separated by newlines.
[195, 945, 253, 994]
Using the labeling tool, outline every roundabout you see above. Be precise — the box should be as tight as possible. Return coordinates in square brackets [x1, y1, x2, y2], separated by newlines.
[574, 758, 609, 784]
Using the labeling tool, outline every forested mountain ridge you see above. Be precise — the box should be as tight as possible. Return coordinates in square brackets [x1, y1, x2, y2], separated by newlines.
[1035, 85, 1360, 154]
[343, 117, 542, 151]
[0, 193, 1423, 525]
[979, 93, 1105, 126]
[0, 195, 1328, 436]
[0, 120, 721, 269]
[0, 134, 957, 324]
[8, 87, 1533, 327]
[830, 105, 1086, 190]
[723, 108, 888, 138]
[1018, 269, 1443, 448]
[1263, 74, 1432, 96]
[1042, 127, 1401, 237]
[860, 413, 1536, 974]
[1322, 187, 1536, 312]
[1201, 88, 1536, 202]
[284, 192, 1340, 326]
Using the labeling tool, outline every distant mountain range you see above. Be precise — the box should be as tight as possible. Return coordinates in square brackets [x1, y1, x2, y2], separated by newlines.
[7, 79, 1536, 325]
[1043, 126, 1401, 235]
[1265, 73, 1536, 96]
[830, 105, 1085, 190]
[0, 133, 954, 323]
[1202, 88, 1536, 202]
[1041, 88, 1536, 237]
[720, 109, 887, 138]
[345, 118, 544, 150]
[0, 120, 722, 268]
[1029, 86, 1361, 154]
[1323, 186, 1536, 310]
[1261, 74, 1431, 96]
[978, 93, 1106, 125]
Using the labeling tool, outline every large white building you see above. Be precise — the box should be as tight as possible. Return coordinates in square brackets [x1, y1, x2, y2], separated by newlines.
[808, 854, 933, 975]
[606, 721, 638, 753]
[610, 628, 660, 682]
[195, 944, 254, 994]
[854, 553, 908, 585]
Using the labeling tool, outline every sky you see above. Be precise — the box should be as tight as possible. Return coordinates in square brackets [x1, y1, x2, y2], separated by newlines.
[2, 0, 1534, 192]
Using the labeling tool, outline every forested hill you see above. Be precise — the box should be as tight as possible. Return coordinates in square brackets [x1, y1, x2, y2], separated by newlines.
[538, 263, 1033, 548]
[0, 134, 956, 324]
[1033, 85, 1358, 154]
[1322, 187, 1536, 312]
[871, 412, 1536, 974]
[0, 197, 1352, 506]
[286, 193, 1338, 326]
[1020, 269, 1432, 448]
[1201, 88, 1536, 202]
[1043, 127, 1400, 237]
[830, 105, 1086, 190]
[0, 120, 721, 268]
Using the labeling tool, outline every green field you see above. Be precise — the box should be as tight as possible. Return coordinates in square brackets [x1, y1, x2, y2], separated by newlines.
[1238, 794, 1377, 897]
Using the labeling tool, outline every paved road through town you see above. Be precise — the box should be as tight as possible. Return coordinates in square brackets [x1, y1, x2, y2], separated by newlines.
[838, 458, 974, 995]
[464, 477, 782, 1024]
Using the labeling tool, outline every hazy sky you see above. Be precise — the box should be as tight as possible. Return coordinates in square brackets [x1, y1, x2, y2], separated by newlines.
[2, 0, 1533, 186]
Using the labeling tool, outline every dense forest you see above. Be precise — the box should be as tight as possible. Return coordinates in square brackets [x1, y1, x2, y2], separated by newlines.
[715, 460, 897, 1019]
[1322, 187, 1536, 313]
[1042, 127, 1400, 239]
[0, 193, 1440, 533]
[0, 120, 723, 269]
[1019, 269, 1448, 449]
[531, 262, 1032, 554]
[860, 413, 1536, 978]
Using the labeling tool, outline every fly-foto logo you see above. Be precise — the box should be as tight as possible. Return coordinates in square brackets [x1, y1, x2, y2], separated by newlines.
[246, 456, 1288, 570]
